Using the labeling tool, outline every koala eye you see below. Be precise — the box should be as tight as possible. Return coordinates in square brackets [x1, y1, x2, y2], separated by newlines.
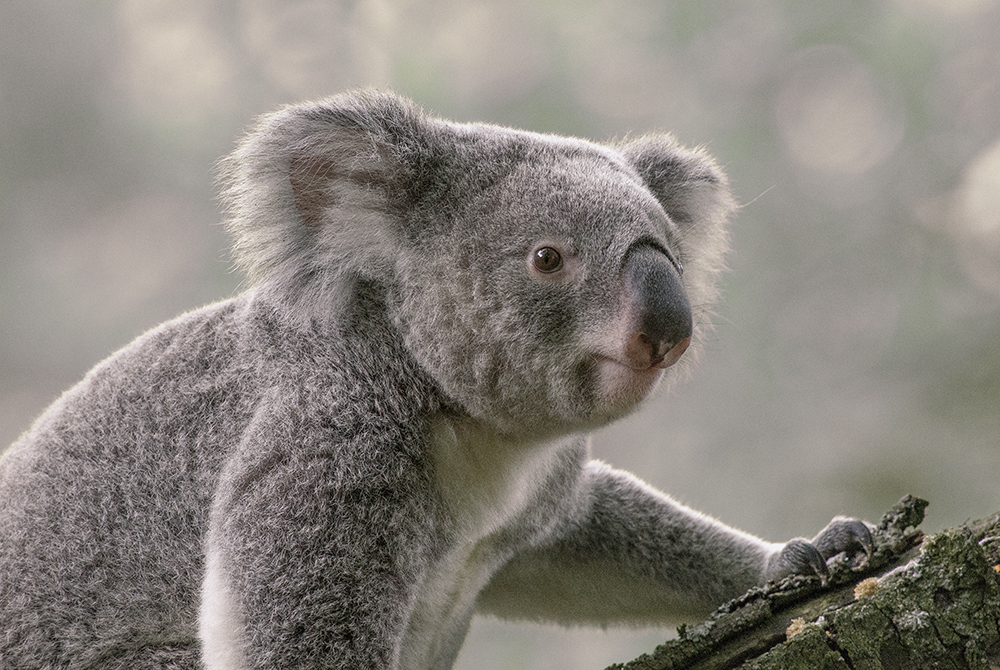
[532, 247, 563, 273]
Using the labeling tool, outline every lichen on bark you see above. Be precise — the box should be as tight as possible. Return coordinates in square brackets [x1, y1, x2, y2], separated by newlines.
[608, 496, 1000, 670]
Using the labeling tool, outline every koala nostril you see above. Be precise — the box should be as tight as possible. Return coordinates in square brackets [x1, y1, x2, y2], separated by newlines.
[658, 336, 690, 369]
[626, 334, 690, 370]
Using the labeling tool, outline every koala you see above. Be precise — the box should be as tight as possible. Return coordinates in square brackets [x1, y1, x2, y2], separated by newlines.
[0, 90, 872, 670]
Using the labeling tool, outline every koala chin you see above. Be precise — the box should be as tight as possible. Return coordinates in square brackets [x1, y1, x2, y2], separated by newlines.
[0, 90, 872, 670]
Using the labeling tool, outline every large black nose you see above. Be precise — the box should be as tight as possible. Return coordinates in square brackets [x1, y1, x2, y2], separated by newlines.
[623, 243, 692, 368]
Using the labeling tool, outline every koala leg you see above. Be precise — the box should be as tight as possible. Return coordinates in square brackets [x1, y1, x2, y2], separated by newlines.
[477, 460, 777, 625]
[84, 645, 201, 670]
[200, 420, 435, 669]
[201, 482, 425, 668]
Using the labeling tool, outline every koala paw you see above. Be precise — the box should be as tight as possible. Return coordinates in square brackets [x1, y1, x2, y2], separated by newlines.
[765, 516, 873, 586]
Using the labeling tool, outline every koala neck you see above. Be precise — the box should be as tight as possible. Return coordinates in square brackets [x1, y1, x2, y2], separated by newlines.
[244, 288, 444, 414]
[427, 414, 584, 541]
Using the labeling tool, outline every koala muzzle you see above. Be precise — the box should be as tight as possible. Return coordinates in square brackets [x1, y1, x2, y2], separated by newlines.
[623, 244, 692, 370]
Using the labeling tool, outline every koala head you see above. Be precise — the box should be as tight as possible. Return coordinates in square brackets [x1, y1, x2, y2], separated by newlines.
[222, 90, 733, 437]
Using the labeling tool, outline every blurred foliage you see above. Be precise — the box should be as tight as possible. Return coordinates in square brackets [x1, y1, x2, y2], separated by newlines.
[1, 2, 998, 668]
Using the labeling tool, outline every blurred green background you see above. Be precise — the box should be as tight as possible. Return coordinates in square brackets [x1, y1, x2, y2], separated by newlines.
[1, 1, 998, 668]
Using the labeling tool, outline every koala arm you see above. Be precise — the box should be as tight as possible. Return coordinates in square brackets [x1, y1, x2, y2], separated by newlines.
[477, 460, 870, 626]
[200, 394, 433, 669]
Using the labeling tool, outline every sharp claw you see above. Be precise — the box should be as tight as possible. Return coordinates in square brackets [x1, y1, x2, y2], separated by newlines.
[855, 521, 874, 565]
[812, 517, 875, 568]
[805, 543, 830, 585]
[773, 538, 829, 585]
[768, 517, 875, 586]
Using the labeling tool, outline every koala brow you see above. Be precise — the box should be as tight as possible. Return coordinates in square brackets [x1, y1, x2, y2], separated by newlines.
[620, 236, 681, 275]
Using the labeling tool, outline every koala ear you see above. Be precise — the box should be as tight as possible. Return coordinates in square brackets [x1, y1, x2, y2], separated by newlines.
[220, 90, 431, 322]
[619, 135, 735, 319]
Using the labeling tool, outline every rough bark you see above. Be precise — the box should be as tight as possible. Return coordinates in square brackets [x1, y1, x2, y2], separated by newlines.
[608, 496, 1000, 670]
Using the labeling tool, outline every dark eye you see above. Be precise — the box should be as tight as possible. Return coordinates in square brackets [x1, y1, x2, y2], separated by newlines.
[532, 247, 563, 273]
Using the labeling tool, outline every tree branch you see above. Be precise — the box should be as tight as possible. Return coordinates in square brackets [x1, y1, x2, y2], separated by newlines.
[608, 496, 1000, 669]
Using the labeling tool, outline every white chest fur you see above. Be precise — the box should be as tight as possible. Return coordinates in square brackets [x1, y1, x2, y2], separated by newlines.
[397, 419, 573, 670]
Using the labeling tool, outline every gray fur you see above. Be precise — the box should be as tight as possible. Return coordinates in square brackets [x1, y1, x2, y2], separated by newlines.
[0, 90, 868, 670]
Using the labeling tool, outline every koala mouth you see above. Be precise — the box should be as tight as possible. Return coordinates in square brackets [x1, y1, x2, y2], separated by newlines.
[590, 355, 668, 408]
[583, 333, 689, 411]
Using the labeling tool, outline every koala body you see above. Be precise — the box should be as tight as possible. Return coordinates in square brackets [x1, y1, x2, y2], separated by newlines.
[0, 91, 870, 670]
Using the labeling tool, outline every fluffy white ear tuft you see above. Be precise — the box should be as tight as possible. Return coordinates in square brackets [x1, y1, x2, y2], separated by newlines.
[219, 90, 429, 323]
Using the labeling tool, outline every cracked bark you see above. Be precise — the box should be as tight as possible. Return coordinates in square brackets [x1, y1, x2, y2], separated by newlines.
[607, 496, 1000, 670]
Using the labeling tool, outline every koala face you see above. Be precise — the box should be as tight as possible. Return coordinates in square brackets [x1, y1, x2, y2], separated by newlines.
[392, 133, 696, 436]
[222, 91, 732, 439]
